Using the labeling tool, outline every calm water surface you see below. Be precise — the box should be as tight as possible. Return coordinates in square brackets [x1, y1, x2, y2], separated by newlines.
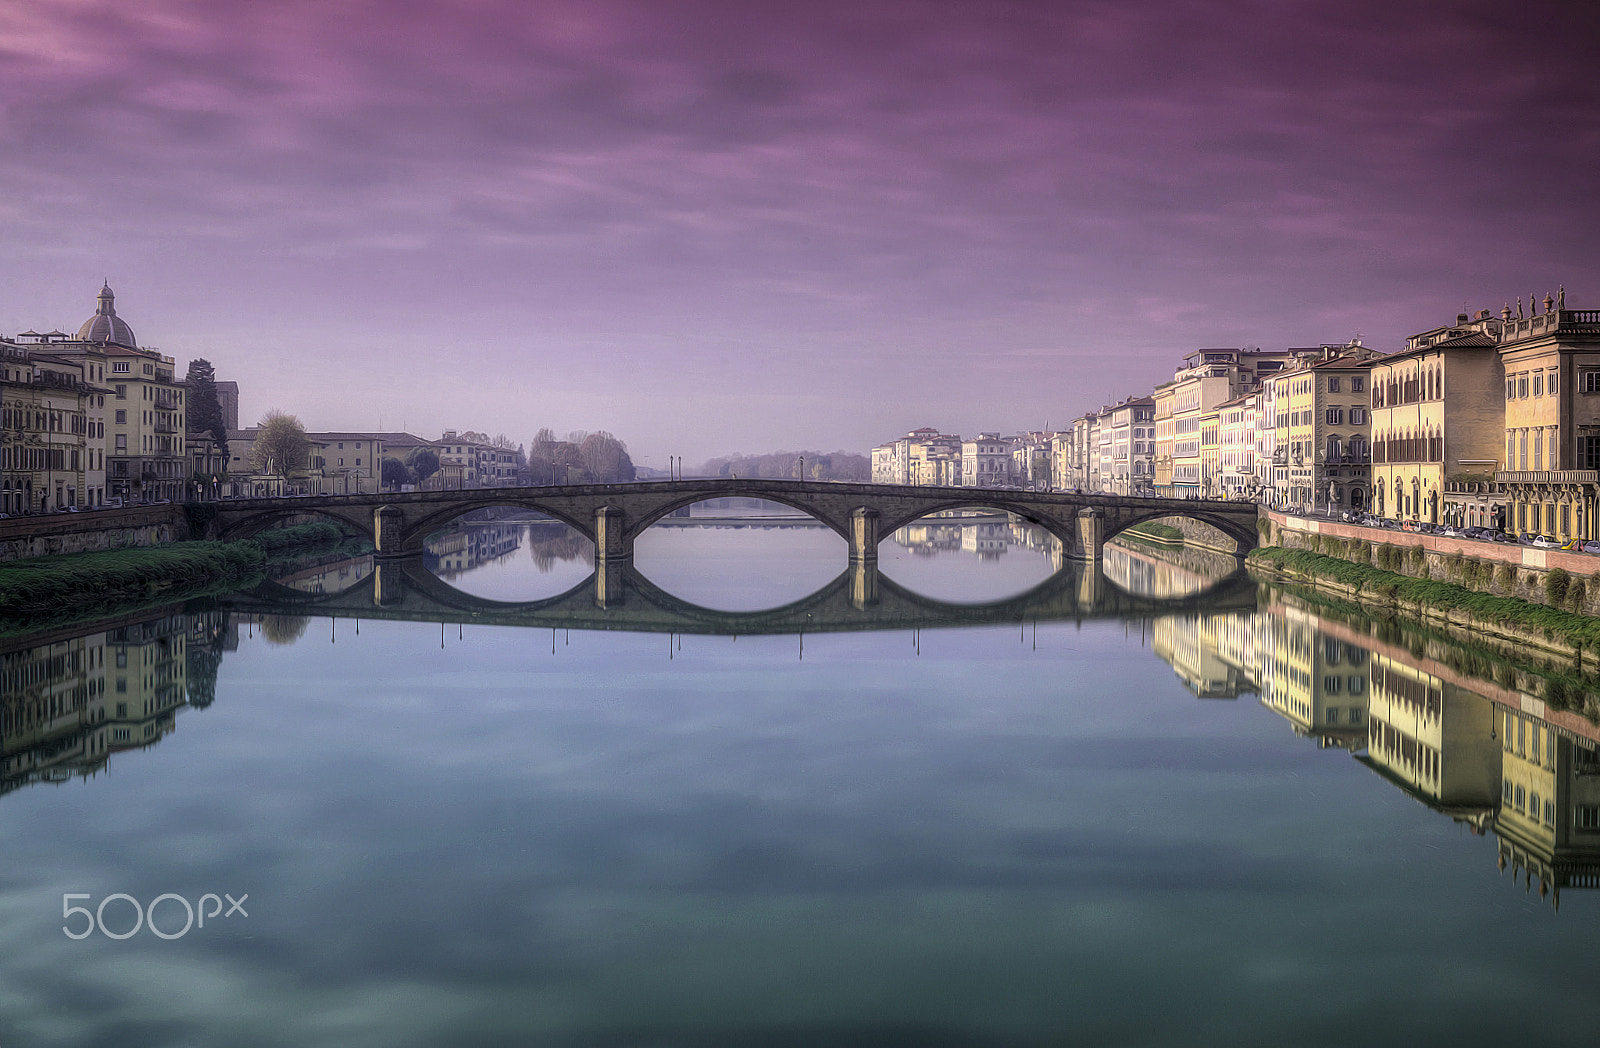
[1, 518, 1596, 1047]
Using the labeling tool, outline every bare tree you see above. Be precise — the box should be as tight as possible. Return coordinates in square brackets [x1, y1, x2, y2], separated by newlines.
[250, 410, 309, 478]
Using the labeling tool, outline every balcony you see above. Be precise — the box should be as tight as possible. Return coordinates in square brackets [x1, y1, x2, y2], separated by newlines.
[153, 391, 180, 410]
[1496, 470, 1600, 486]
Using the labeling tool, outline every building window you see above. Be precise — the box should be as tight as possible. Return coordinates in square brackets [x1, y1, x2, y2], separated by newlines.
[1582, 371, 1600, 393]
[112, 361, 129, 373]
[1326, 408, 1343, 425]
[1578, 806, 1600, 830]
[1518, 376, 1528, 398]
[1585, 436, 1600, 470]
[115, 384, 126, 399]
[1327, 377, 1341, 392]
[1534, 373, 1544, 396]
[115, 409, 126, 424]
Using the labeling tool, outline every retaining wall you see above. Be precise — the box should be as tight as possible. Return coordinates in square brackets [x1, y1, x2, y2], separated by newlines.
[1265, 510, 1600, 615]
[0, 506, 187, 562]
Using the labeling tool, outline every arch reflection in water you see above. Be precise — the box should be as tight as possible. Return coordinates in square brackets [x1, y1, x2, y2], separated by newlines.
[419, 518, 594, 602]
[879, 509, 1064, 603]
[632, 498, 846, 611]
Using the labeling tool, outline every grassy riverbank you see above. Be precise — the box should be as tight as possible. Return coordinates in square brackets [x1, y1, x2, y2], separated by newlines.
[1248, 546, 1600, 651]
[0, 523, 361, 631]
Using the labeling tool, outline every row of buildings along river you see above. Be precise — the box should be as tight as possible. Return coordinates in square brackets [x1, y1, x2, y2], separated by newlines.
[873, 286, 1600, 542]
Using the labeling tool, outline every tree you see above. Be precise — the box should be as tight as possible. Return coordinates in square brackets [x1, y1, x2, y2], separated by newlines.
[183, 358, 228, 460]
[406, 446, 441, 486]
[250, 409, 309, 478]
[580, 431, 635, 483]
[381, 456, 413, 490]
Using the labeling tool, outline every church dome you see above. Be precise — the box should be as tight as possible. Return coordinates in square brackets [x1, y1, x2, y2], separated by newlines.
[75, 283, 137, 347]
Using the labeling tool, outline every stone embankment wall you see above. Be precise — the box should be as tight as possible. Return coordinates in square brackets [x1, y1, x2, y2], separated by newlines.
[1122, 515, 1241, 555]
[0, 506, 187, 562]
[1263, 510, 1600, 617]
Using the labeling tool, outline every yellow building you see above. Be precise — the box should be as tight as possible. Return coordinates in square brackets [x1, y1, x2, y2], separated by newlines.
[1495, 289, 1600, 539]
[1371, 313, 1505, 525]
[1152, 384, 1176, 492]
[1267, 344, 1377, 513]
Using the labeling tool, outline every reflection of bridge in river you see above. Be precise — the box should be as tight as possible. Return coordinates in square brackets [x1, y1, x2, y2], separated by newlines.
[217, 558, 1259, 635]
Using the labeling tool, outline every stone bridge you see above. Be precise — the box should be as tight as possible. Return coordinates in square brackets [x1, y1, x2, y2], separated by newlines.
[207, 479, 1260, 569]
[216, 558, 1260, 636]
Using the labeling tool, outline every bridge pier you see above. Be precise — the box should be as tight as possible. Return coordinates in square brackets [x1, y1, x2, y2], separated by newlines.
[594, 506, 630, 608]
[373, 561, 410, 606]
[850, 557, 880, 609]
[374, 505, 408, 559]
[595, 560, 627, 609]
[594, 506, 630, 562]
[1074, 508, 1105, 562]
[849, 507, 880, 563]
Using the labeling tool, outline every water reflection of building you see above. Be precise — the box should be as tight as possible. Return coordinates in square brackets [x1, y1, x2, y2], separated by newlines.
[425, 522, 525, 578]
[1171, 594, 1600, 908]
[1152, 614, 1256, 699]
[0, 610, 220, 797]
[1495, 704, 1600, 906]
[1258, 610, 1368, 749]
[891, 514, 1060, 563]
[1360, 657, 1499, 819]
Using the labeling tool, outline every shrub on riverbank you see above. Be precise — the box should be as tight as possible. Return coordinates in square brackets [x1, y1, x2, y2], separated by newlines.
[0, 541, 265, 615]
[1249, 546, 1600, 650]
[0, 522, 361, 621]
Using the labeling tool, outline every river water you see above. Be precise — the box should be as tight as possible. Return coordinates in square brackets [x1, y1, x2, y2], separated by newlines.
[2, 508, 1597, 1047]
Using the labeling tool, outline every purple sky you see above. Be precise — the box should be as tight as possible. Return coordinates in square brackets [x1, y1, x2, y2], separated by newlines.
[3, 0, 1597, 466]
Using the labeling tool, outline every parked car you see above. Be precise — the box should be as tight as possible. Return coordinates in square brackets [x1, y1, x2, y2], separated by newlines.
[1490, 531, 1519, 543]
[1560, 538, 1586, 550]
[1531, 535, 1562, 548]
[1439, 526, 1463, 537]
[1582, 540, 1600, 554]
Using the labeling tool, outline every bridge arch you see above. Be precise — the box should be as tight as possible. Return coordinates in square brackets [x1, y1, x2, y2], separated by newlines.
[396, 499, 595, 555]
[624, 490, 854, 545]
[1099, 509, 1257, 555]
[214, 504, 374, 543]
[873, 497, 1080, 550]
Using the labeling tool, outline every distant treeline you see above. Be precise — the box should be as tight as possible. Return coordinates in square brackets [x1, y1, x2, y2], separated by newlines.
[698, 451, 869, 481]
